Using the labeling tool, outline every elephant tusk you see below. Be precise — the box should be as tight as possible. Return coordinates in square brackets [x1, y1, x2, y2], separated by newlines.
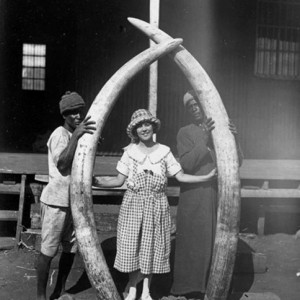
[127, 17, 241, 300]
[70, 38, 183, 300]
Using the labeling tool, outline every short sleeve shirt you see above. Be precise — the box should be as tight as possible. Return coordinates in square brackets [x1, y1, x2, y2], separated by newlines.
[40, 126, 72, 207]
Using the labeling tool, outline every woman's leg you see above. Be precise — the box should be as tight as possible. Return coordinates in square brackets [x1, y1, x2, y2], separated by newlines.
[124, 270, 139, 300]
[124, 270, 146, 300]
[141, 274, 153, 300]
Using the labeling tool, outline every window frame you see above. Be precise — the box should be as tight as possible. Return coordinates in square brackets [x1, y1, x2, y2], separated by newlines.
[254, 0, 300, 80]
[22, 43, 46, 91]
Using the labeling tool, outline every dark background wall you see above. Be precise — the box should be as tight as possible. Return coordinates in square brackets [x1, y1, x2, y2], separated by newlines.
[0, 0, 299, 159]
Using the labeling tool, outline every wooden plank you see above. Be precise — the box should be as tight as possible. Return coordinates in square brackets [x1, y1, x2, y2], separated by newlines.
[241, 188, 300, 198]
[27, 180, 300, 200]
[0, 183, 21, 194]
[91, 190, 125, 196]
[0, 152, 120, 175]
[267, 204, 300, 213]
[92, 186, 180, 197]
[93, 187, 300, 198]
[0, 153, 49, 174]
[33, 175, 49, 183]
[0, 210, 18, 221]
[240, 159, 300, 180]
[0, 237, 16, 250]
[15, 174, 26, 249]
[1, 153, 300, 180]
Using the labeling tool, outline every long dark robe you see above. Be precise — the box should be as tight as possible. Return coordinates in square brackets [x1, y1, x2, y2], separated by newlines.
[171, 123, 218, 295]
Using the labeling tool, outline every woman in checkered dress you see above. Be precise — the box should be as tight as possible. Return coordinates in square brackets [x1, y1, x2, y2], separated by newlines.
[93, 109, 216, 300]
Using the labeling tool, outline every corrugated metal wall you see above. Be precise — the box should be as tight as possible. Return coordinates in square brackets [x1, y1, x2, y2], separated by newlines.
[73, 0, 218, 156]
[72, 0, 300, 159]
[74, 0, 149, 154]
[1, 0, 300, 159]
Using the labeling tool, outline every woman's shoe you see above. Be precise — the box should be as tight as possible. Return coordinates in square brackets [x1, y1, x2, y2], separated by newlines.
[140, 294, 153, 300]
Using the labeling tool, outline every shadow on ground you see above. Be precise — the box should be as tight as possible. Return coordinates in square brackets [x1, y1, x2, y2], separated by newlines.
[64, 237, 257, 300]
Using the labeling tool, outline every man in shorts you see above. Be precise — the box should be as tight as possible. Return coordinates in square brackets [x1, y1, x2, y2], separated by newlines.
[36, 91, 96, 300]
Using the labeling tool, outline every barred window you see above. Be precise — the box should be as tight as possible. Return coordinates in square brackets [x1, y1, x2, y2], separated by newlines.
[22, 43, 46, 90]
[255, 0, 300, 80]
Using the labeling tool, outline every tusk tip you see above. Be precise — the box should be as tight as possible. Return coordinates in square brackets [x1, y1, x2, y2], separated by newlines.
[127, 17, 136, 22]
[174, 38, 183, 45]
[128, 17, 142, 25]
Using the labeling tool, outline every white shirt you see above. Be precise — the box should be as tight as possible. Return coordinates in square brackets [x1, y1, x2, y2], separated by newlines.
[116, 143, 181, 183]
[40, 126, 72, 207]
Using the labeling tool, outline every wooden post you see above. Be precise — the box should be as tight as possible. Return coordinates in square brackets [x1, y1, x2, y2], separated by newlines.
[149, 0, 160, 141]
[15, 174, 26, 249]
[0, 0, 8, 129]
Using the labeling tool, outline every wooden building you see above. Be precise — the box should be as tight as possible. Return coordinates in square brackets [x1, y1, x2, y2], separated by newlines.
[1, 0, 300, 249]
[1, 0, 300, 159]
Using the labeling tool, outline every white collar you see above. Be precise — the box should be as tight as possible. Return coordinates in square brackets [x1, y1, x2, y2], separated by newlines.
[125, 143, 170, 164]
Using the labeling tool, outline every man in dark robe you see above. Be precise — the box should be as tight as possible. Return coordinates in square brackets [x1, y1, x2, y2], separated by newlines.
[171, 90, 242, 299]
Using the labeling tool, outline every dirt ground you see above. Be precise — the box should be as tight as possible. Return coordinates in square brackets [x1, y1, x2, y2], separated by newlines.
[1, 233, 300, 300]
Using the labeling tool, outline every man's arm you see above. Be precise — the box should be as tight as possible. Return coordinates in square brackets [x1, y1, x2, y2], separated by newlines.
[57, 116, 96, 175]
[177, 127, 211, 173]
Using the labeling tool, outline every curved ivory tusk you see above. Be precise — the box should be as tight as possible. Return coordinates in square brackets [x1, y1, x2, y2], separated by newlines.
[127, 17, 241, 300]
[70, 38, 183, 300]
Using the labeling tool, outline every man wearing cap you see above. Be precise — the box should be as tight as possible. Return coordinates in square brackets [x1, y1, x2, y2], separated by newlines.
[36, 91, 96, 300]
[171, 90, 242, 299]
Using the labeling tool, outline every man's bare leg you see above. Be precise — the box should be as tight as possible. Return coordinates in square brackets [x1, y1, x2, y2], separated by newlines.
[49, 252, 75, 300]
[37, 252, 53, 300]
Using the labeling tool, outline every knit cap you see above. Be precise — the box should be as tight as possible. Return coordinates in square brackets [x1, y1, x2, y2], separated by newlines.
[183, 89, 198, 107]
[59, 91, 85, 114]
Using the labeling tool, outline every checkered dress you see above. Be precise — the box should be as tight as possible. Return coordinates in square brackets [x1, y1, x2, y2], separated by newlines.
[114, 144, 181, 274]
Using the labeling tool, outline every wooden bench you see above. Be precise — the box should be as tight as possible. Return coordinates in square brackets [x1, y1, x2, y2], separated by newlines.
[0, 174, 26, 249]
[19, 157, 298, 276]
[240, 159, 300, 235]
[1, 153, 300, 244]
[34, 158, 300, 236]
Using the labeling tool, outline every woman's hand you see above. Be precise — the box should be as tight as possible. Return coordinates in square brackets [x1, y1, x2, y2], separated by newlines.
[206, 168, 217, 179]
